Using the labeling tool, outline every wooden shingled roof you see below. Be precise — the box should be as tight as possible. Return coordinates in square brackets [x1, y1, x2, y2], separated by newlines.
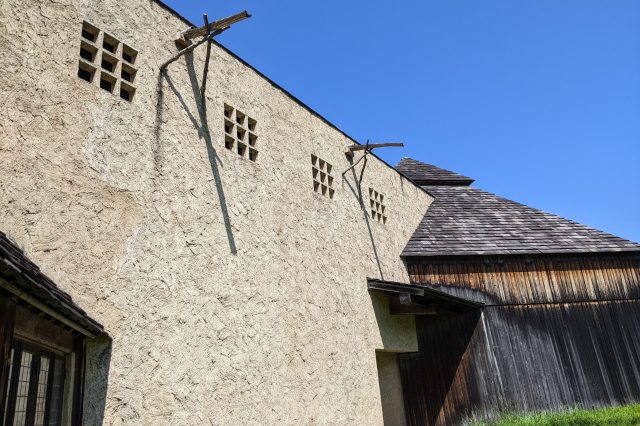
[396, 157, 475, 186]
[0, 232, 104, 336]
[397, 158, 640, 257]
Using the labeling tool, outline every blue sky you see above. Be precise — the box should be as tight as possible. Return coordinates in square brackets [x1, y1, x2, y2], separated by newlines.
[164, 0, 640, 243]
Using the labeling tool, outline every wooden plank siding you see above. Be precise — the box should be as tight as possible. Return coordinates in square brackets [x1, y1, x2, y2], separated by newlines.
[399, 254, 640, 425]
[400, 300, 640, 425]
[406, 254, 640, 305]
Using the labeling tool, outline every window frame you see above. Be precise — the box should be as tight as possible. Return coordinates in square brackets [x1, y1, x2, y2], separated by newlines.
[3, 339, 65, 426]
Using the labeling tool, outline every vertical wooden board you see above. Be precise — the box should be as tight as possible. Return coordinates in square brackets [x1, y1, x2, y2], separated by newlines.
[401, 300, 640, 425]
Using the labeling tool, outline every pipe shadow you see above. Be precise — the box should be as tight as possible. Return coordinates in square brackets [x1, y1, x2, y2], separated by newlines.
[155, 52, 237, 255]
[342, 155, 384, 279]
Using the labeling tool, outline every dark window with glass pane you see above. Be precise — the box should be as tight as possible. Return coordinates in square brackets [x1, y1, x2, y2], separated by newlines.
[3, 341, 65, 426]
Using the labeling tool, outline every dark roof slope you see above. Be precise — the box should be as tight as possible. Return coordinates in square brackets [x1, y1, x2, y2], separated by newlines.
[396, 158, 474, 186]
[0, 232, 104, 336]
[396, 158, 640, 257]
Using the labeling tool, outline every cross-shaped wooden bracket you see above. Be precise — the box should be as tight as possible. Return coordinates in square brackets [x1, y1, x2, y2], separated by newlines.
[175, 11, 251, 48]
[160, 11, 251, 73]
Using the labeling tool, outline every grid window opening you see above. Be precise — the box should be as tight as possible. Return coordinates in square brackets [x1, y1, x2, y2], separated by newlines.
[223, 104, 258, 162]
[77, 61, 96, 83]
[3, 341, 65, 426]
[311, 154, 335, 199]
[121, 64, 136, 83]
[122, 44, 137, 65]
[119, 82, 136, 101]
[102, 33, 119, 53]
[76, 21, 138, 102]
[101, 52, 117, 73]
[369, 188, 387, 223]
[225, 135, 234, 150]
[99, 72, 116, 93]
[81, 22, 99, 43]
[79, 42, 97, 63]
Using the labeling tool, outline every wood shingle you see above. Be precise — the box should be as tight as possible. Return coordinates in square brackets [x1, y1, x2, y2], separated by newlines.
[398, 158, 640, 257]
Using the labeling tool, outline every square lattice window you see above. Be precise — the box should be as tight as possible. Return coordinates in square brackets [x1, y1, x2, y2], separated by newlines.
[369, 188, 387, 223]
[311, 154, 335, 199]
[77, 21, 138, 102]
[223, 104, 258, 162]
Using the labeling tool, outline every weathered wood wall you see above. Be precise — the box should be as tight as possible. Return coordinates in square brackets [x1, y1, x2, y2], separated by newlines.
[399, 254, 640, 425]
[400, 301, 640, 425]
[406, 254, 640, 304]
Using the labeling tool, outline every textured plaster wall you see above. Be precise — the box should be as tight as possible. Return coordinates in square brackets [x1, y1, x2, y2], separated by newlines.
[0, 0, 432, 424]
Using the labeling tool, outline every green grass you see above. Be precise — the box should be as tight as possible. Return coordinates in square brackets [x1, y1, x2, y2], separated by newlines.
[474, 403, 640, 426]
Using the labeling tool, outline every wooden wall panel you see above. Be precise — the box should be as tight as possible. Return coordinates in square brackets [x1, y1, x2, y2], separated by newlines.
[407, 255, 640, 304]
[400, 300, 640, 425]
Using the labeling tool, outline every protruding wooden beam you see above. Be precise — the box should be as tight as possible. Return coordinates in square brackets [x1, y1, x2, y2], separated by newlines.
[344, 142, 404, 158]
[175, 11, 251, 46]
[347, 142, 404, 152]
[389, 302, 437, 316]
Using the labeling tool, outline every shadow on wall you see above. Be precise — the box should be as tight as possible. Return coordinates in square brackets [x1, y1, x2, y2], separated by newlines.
[342, 155, 383, 279]
[398, 310, 482, 426]
[369, 292, 419, 352]
[83, 336, 112, 424]
[153, 49, 237, 255]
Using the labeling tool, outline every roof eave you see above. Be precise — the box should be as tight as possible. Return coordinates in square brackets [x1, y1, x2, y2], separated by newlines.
[401, 248, 640, 259]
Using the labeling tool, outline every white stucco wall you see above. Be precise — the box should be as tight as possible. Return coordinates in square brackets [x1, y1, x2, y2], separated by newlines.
[0, 0, 432, 423]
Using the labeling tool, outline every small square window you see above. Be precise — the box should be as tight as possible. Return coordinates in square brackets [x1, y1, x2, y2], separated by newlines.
[79, 41, 97, 63]
[120, 64, 136, 83]
[78, 67, 92, 82]
[311, 155, 334, 199]
[77, 21, 139, 101]
[122, 44, 138, 65]
[225, 135, 234, 150]
[235, 110, 246, 126]
[102, 33, 119, 53]
[369, 188, 387, 224]
[223, 104, 258, 161]
[81, 21, 99, 43]
[224, 104, 234, 118]
[119, 82, 136, 102]
[77, 62, 95, 83]
[237, 143, 247, 157]
[99, 72, 116, 93]
[247, 118, 257, 132]
[101, 53, 117, 73]
[224, 120, 234, 135]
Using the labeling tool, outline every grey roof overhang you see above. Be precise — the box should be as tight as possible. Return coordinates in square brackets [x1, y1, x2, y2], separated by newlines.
[0, 233, 105, 338]
[367, 278, 483, 310]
